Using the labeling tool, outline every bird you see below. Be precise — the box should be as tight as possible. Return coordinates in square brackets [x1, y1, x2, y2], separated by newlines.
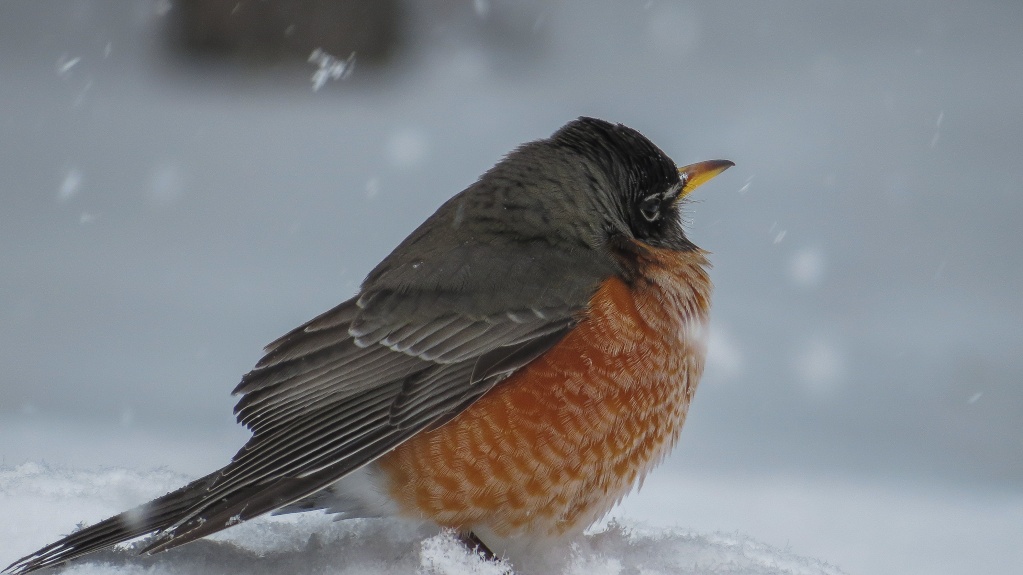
[4, 117, 732, 574]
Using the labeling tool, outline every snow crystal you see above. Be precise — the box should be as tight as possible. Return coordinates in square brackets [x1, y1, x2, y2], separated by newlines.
[72, 79, 94, 109]
[793, 339, 846, 395]
[737, 175, 754, 194]
[57, 56, 82, 76]
[148, 164, 184, 207]
[788, 247, 826, 289]
[59, 169, 82, 201]
[706, 324, 744, 381]
[308, 49, 356, 92]
[767, 222, 786, 245]
[930, 111, 944, 148]
[154, 0, 172, 18]
[366, 177, 381, 199]
[472, 0, 491, 19]
[419, 532, 510, 575]
[386, 129, 429, 170]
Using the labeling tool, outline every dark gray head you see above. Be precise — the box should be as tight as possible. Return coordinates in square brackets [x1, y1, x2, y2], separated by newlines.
[549, 117, 692, 250]
[475, 116, 734, 253]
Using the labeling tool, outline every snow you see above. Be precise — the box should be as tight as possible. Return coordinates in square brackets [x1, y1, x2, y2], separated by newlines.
[147, 164, 184, 208]
[386, 129, 430, 170]
[307, 50, 356, 92]
[705, 325, 744, 382]
[792, 339, 846, 394]
[56, 56, 81, 76]
[472, 0, 491, 20]
[787, 247, 825, 289]
[58, 170, 82, 202]
[1, 464, 846, 575]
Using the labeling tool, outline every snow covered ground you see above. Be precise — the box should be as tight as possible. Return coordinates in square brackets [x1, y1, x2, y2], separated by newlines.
[4, 459, 1021, 575]
[1, 463, 849, 575]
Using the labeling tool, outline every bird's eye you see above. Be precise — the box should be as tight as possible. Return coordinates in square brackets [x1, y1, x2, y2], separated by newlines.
[639, 195, 661, 222]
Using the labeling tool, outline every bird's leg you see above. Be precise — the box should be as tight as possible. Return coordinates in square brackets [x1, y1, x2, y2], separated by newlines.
[458, 531, 499, 562]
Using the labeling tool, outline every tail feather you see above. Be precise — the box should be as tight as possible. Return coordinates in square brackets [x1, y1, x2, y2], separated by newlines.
[3, 472, 219, 575]
[142, 431, 408, 555]
[5, 429, 412, 573]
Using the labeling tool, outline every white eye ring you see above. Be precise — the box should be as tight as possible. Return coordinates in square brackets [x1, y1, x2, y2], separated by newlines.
[639, 194, 661, 222]
[663, 182, 683, 200]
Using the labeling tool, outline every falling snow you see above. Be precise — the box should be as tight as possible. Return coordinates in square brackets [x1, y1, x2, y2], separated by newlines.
[148, 164, 184, 206]
[58, 169, 82, 201]
[473, 0, 491, 19]
[386, 129, 429, 169]
[794, 339, 846, 395]
[737, 175, 754, 194]
[4, 3, 1022, 575]
[707, 324, 744, 381]
[56, 56, 81, 76]
[154, 0, 172, 17]
[930, 111, 944, 148]
[789, 247, 826, 289]
[366, 177, 381, 199]
[308, 49, 356, 91]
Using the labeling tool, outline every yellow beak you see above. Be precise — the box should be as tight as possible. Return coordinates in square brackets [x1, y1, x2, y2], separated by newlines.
[677, 159, 735, 200]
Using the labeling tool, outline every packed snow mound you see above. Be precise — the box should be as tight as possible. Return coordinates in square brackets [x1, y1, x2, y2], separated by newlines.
[2, 463, 845, 575]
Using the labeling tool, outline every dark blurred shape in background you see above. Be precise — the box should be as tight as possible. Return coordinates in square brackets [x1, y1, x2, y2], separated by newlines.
[168, 0, 402, 67]
[162, 0, 547, 76]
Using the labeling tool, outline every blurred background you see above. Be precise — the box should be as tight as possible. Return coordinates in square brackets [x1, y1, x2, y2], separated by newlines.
[1, 1, 1020, 574]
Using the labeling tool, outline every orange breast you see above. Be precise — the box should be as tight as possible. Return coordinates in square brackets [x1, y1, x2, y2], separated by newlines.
[375, 248, 711, 541]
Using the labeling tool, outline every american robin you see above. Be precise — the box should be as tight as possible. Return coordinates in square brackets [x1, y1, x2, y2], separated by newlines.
[5, 117, 732, 573]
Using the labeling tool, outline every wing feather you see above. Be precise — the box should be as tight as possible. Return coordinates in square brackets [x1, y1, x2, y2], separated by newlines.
[134, 295, 580, 549]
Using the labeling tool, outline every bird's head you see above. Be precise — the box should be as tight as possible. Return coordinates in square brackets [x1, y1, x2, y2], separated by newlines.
[547, 117, 733, 251]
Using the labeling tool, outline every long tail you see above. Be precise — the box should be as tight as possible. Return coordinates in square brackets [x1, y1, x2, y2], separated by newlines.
[3, 471, 220, 575]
